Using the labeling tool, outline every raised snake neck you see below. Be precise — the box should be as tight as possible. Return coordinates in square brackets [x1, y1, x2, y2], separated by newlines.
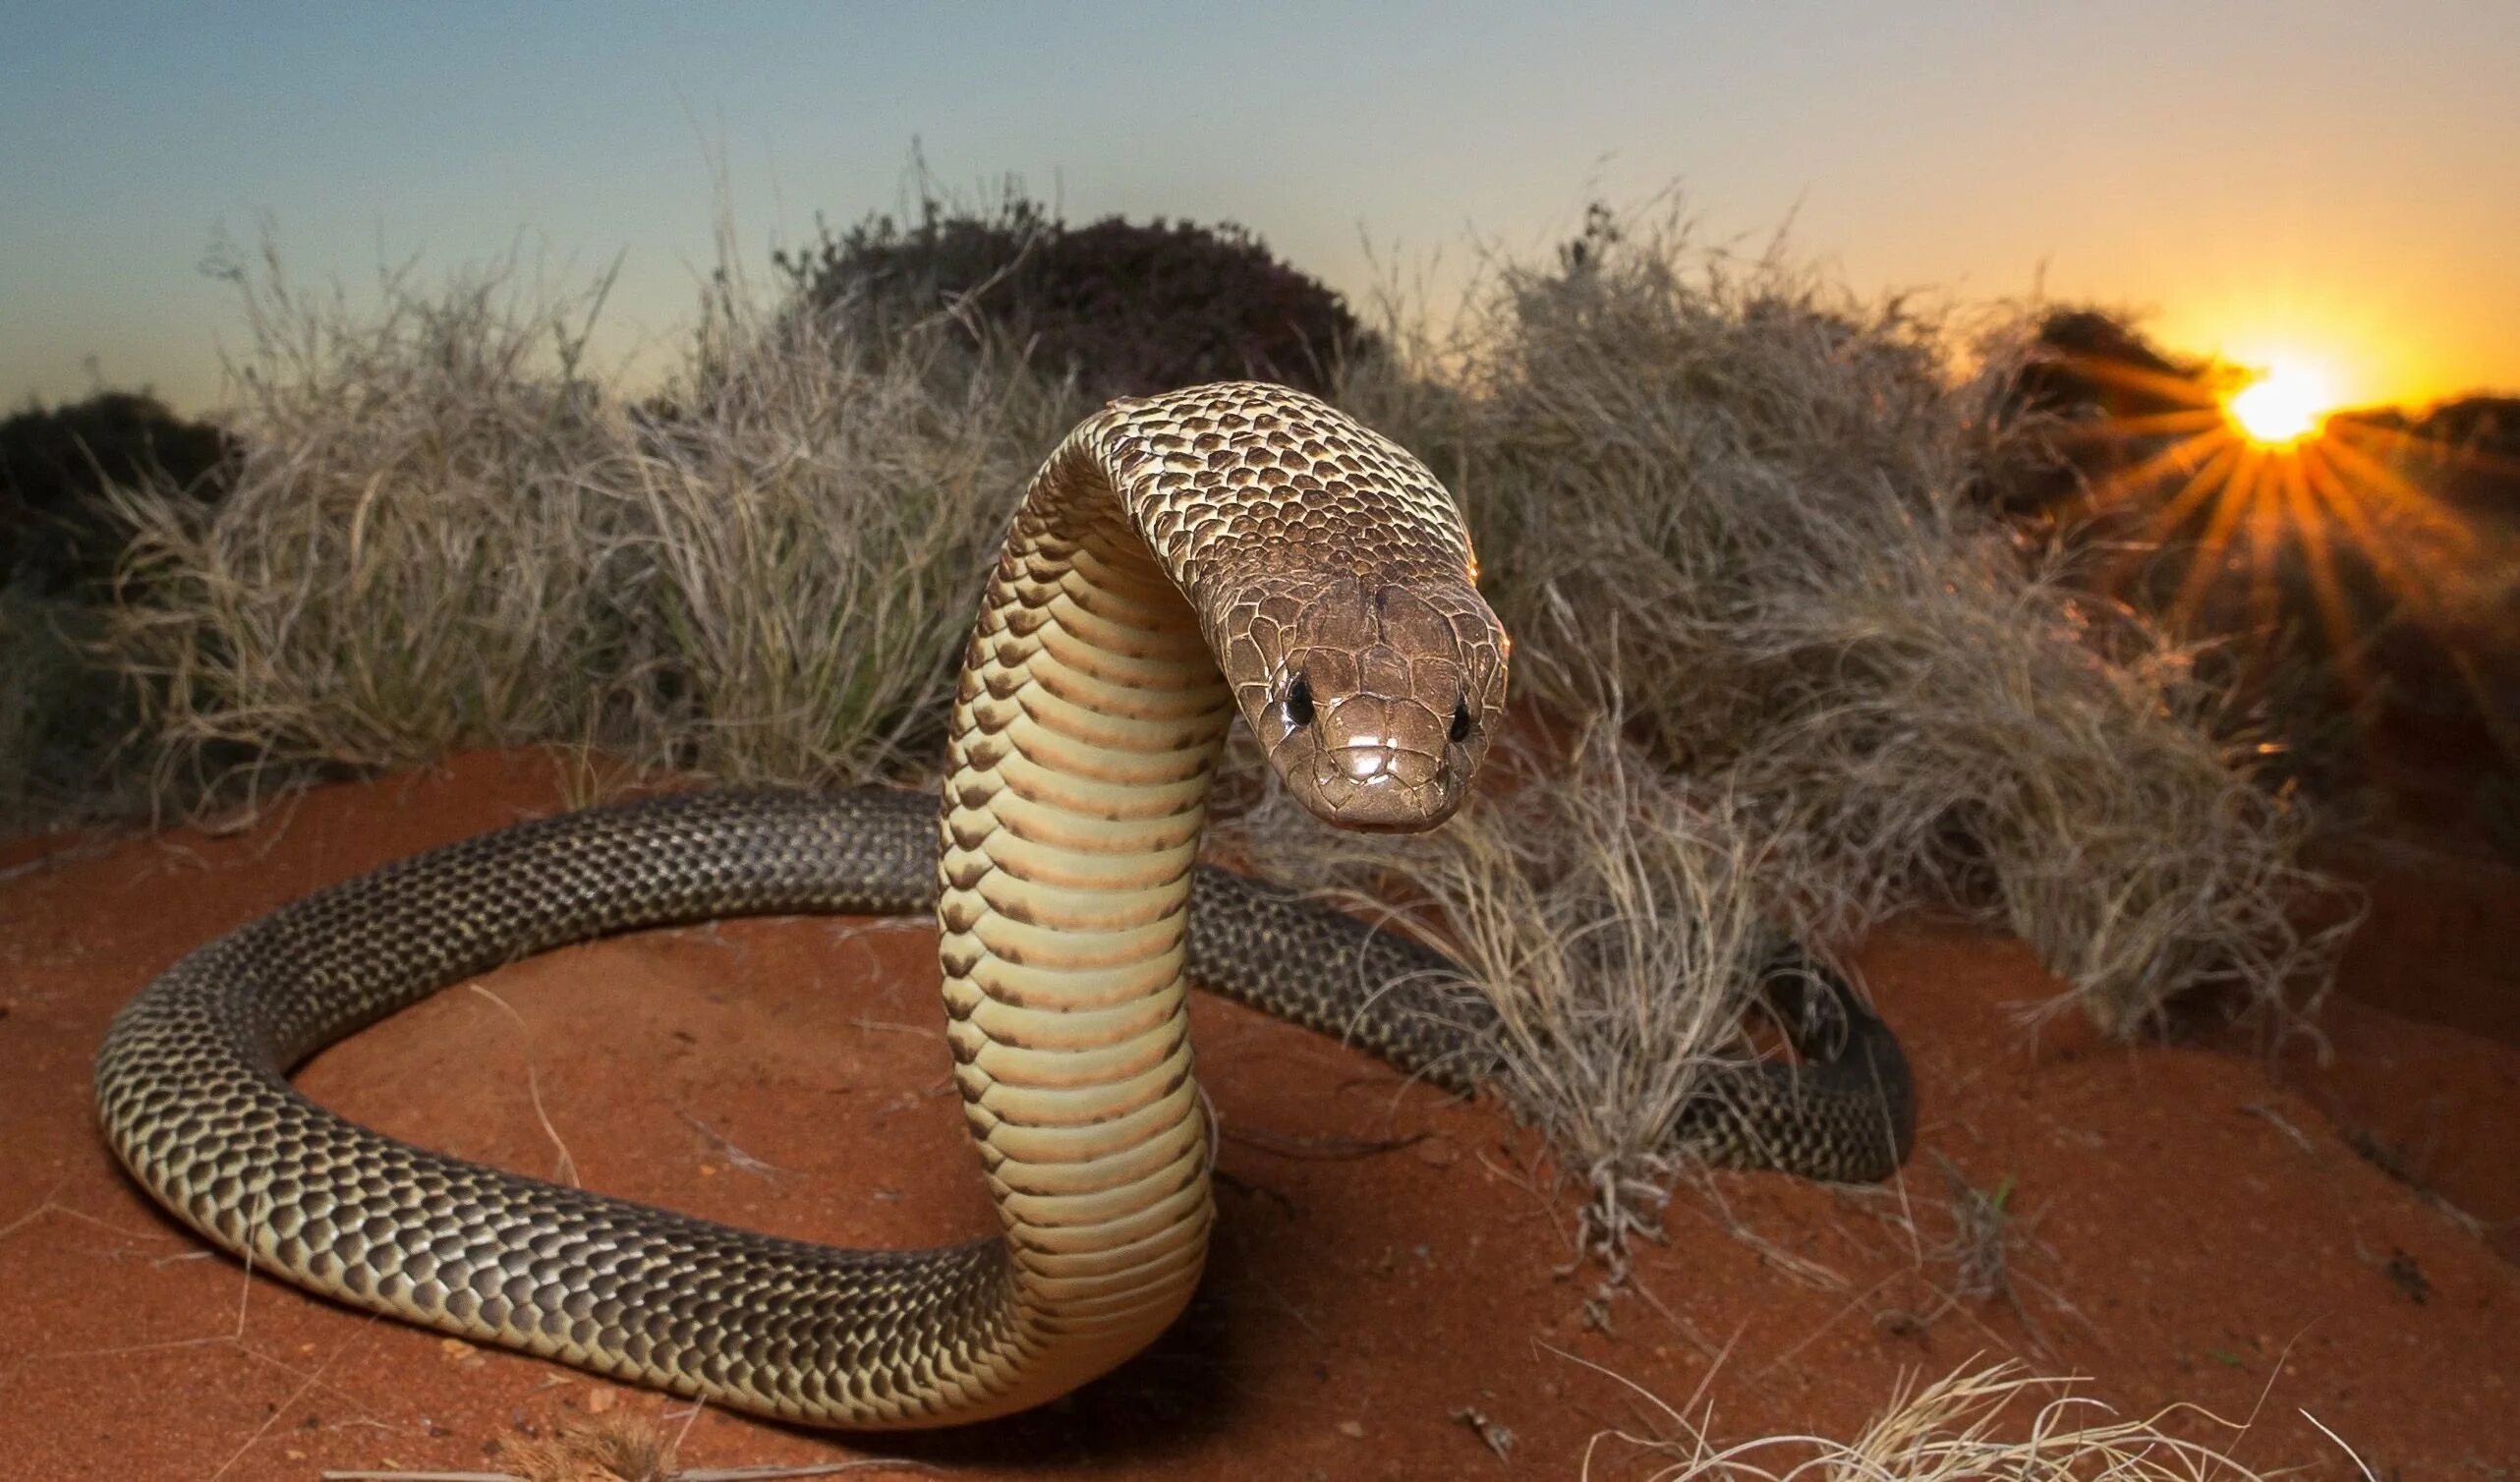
[95, 383, 1912, 1430]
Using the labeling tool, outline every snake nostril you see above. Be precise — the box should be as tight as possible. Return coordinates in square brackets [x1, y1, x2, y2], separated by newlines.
[1449, 697, 1474, 744]
[1286, 673, 1316, 728]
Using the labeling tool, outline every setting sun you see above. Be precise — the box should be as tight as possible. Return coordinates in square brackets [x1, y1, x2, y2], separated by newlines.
[2225, 362, 2337, 446]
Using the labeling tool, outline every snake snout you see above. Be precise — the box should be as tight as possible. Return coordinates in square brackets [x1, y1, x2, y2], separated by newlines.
[1233, 575, 1507, 833]
[1268, 649, 1482, 830]
[1296, 688, 1458, 830]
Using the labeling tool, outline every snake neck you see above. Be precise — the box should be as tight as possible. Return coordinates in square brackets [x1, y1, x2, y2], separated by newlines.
[936, 432, 1235, 1414]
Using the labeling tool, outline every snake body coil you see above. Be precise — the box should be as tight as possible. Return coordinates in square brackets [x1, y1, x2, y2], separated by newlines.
[96, 384, 1912, 1429]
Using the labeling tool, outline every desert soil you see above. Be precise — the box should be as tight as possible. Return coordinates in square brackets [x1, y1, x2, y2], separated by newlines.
[1, 750, 2513, 1480]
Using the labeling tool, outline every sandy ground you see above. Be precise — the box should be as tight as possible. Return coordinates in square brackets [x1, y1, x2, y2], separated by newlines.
[1, 750, 2513, 1479]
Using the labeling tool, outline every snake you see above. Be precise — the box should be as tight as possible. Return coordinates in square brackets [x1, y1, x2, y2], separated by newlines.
[95, 382, 1914, 1429]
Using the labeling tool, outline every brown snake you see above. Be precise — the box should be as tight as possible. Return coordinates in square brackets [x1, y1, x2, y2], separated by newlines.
[96, 382, 1913, 1428]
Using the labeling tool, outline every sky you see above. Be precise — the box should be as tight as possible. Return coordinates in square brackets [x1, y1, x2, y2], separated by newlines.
[5, 1, 2516, 416]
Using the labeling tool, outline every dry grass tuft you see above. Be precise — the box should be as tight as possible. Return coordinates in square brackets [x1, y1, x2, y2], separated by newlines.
[101, 231, 1082, 816]
[1243, 714, 1785, 1266]
[602, 263, 1079, 785]
[1576, 1355, 2305, 1481]
[104, 238, 634, 810]
[1341, 202, 2348, 1034]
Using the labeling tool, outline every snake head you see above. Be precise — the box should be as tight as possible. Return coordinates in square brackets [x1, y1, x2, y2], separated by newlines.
[1220, 573, 1510, 831]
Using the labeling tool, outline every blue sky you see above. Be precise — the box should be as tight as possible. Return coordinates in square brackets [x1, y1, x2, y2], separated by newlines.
[6, 1, 2515, 412]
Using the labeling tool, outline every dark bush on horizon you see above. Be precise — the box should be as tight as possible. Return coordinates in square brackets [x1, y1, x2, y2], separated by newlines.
[2338, 395, 2520, 517]
[773, 184, 1375, 403]
[0, 390, 231, 827]
[0, 390, 231, 596]
[1975, 309, 2209, 520]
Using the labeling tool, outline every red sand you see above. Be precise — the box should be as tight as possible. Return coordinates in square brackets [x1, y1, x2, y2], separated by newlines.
[1, 750, 2513, 1479]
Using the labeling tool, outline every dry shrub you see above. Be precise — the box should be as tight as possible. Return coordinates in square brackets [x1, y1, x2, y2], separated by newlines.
[1241, 717, 1783, 1263]
[105, 239, 637, 808]
[1340, 203, 2347, 1034]
[606, 268, 1080, 784]
[102, 233, 1084, 812]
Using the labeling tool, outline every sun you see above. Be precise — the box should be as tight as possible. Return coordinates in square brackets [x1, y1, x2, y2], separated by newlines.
[2224, 361, 2336, 446]
[2056, 332, 2469, 683]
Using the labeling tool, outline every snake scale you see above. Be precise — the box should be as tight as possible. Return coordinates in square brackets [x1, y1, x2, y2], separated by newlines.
[96, 382, 1914, 1428]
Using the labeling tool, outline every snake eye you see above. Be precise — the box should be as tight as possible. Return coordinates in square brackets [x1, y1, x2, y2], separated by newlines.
[1449, 697, 1474, 743]
[1285, 673, 1316, 727]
